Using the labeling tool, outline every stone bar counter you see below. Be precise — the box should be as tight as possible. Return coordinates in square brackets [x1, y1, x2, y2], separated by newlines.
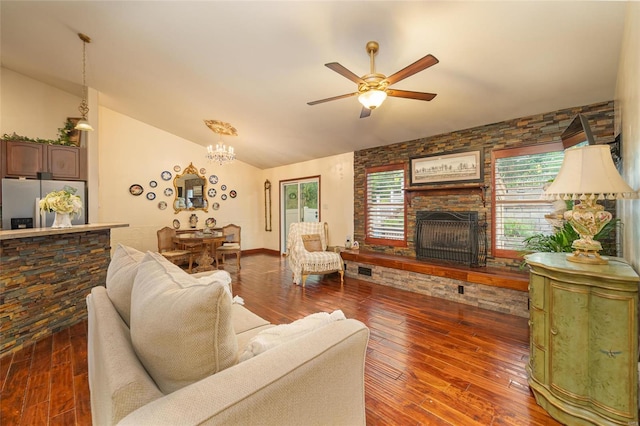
[0, 223, 128, 357]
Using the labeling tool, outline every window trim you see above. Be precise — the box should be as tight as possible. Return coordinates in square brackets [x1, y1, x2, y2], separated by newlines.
[491, 142, 563, 259]
[364, 163, 407, 247]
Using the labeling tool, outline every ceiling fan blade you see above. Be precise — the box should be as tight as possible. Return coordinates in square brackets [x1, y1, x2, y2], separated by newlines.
[307, 92, 358, 106]
[386, 89, 437, 101]
[385, 54, 439, 85]
[325, 62, 365, 84]
[360, 107, 372, 119]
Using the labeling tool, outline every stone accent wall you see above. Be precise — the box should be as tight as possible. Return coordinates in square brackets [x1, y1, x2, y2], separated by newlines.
[344, 260, 529, 318]
[0, 230, 111, 356]
[354, 100, 615, 270]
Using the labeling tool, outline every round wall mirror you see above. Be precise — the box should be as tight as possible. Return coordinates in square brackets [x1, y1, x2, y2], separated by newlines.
[173, 163, 208, 213]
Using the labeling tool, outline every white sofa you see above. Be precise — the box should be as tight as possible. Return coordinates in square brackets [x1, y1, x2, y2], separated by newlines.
[86, 245, 370, 425]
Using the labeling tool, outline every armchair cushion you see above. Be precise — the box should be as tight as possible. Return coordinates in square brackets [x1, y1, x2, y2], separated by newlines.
[130, 252, 237, 394]
[301, 234, 323, 252]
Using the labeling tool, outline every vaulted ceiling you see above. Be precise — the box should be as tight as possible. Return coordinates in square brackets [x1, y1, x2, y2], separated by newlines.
[1, 1, 627, 169]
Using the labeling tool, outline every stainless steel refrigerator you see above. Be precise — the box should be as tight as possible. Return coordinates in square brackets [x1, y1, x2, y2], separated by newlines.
[2, 179, 87, 229]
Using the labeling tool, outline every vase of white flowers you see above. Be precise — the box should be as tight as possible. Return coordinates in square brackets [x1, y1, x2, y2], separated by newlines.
[39, 186, 83, 228]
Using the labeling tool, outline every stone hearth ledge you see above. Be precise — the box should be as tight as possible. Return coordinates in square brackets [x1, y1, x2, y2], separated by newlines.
[341, 250, 530, 318]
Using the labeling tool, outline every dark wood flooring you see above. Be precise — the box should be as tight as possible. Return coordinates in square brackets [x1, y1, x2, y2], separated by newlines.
[1, 253, 560, 425]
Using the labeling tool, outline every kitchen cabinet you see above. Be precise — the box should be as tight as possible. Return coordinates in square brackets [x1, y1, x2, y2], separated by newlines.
[525, 252, 639, 426]
[1, 140, 86, 180]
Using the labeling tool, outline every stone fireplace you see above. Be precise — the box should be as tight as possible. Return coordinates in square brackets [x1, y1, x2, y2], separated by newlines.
[415, 211, 487, 267]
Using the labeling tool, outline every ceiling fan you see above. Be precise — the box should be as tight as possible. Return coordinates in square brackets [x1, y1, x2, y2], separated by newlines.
[307, 41, 439, 118]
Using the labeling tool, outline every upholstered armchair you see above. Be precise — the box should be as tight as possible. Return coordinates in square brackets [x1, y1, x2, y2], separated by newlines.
[286, 222, 344, 287]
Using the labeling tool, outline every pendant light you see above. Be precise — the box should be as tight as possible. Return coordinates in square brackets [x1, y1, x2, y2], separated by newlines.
[75, 33, 93, 132]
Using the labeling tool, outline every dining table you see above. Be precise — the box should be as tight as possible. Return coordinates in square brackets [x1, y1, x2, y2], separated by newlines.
[173, 231, 226, 272]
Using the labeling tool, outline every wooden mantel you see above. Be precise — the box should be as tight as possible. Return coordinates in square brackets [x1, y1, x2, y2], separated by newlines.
[404, 183, 488, 207]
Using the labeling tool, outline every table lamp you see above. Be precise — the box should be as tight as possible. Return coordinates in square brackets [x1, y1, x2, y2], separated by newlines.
[543, 144, 637, 264]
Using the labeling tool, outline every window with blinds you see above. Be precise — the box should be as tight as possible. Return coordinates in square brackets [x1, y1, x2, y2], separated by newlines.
[365, 165, 406, 245]
[492, 143, 564, 257]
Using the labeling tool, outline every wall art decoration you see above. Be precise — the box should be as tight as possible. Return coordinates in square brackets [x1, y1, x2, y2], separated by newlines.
[410, 150, 483, 186]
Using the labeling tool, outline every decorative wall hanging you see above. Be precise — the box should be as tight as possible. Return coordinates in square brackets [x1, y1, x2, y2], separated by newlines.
[264, 180, 272, 231]
[129, 184, 143, 196]
[410, 150, 483, 186]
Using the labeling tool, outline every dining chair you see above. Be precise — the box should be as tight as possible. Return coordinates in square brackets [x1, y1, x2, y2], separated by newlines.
[157, 226, 197, 272]
[216, 224, 241, 269]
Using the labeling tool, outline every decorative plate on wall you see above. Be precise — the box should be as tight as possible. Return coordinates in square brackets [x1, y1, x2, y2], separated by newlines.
[164, 188, 174, 196]
[209, 175, 218, 184]
[129, 184, 143, 196]
[161, 171, 172, 181]
[229, 190, 237, 198]
[174, 165, 181, 172]
[221, 194, 227, 200]
[173, 219, 180, 229]
[205, 217, 217, 228]
[212, 202, 220, 210]
[208, 188, 217, 198]
[149, 180, 157, 188]
[158, 201, 167, 210]
[146, 192, 156, 200]
[200, 168, 207, 175]
[221, 184, 227, 191]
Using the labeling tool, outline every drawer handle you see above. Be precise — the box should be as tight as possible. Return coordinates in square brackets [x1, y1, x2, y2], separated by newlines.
[550, 327, 558, 336]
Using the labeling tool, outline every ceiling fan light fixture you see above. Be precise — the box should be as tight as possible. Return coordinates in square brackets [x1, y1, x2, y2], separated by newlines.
[358, 89, 387, 110]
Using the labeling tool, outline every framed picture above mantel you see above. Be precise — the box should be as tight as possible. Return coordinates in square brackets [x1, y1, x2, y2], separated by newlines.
[410, 150, 483, 186]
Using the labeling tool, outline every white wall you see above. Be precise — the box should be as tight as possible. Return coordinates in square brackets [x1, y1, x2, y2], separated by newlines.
[0, 68, 80, 140]
[615, 2, 640, 270]
[98, 107, 263, 252]
[260, 153, 355, 251]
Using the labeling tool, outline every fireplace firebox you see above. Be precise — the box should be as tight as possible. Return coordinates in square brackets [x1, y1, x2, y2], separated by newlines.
[415, 211, 487, 267]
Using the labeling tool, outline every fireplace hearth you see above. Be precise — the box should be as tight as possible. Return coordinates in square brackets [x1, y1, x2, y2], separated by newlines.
[415, 211, 487, 267]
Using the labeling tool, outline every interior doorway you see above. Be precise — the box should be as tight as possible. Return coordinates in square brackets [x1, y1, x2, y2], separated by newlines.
[280, 176, 320, 254]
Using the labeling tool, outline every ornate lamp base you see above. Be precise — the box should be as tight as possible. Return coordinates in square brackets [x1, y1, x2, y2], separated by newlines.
[563, 197, 612, 265]
[566, 249, 608, 265]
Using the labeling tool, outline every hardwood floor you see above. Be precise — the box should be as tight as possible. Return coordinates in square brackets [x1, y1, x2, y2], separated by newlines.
[1, 253, 560, 425]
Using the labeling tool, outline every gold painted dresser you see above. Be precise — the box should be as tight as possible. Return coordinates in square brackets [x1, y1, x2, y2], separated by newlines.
[525, 252, 639, 426]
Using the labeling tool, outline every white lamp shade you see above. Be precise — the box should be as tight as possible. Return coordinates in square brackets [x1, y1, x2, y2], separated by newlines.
[358, 89, 387, 109]
[544, 145, 637, 199]
[74, 119, 94, 132]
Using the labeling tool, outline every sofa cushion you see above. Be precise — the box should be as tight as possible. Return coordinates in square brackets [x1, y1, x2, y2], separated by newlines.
[239, 310, 346, 362]
[106, 244, 145, 326]
[130, 252, 238, 394]
[231, 304, 270, 335]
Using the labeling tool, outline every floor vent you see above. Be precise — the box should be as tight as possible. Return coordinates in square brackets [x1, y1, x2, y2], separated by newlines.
[358, 266, 372, 276]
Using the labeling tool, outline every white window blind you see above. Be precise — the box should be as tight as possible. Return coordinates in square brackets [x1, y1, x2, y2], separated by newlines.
[366, 167, 405, 241]
[493, 146, 564, 254]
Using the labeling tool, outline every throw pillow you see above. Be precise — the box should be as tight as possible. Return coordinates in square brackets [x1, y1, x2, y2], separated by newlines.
[105, 244, 145, 326]
[130, 252, 238, 394]
[301, 234, 323, 252]
[238, 310, 346, 362]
